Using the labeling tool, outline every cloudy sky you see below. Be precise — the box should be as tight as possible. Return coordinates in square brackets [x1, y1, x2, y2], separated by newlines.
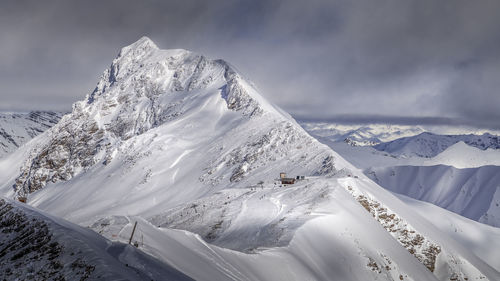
[1, 0, 499, 129]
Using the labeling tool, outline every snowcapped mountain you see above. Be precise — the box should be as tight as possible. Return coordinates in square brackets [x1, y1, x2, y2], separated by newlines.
[374, 132, 500, 158]
[0, 37, 499, 280]
[0, 111, 63, 158]
[0, 197, 192, 280]
[6, 36, 350, 205]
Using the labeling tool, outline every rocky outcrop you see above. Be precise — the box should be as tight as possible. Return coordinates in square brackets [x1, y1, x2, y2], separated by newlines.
[0, 199, 95, 280]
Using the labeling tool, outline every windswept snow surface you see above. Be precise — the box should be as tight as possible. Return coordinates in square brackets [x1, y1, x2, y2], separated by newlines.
[1, 37, 499, 280]
[0, 111, 63, 158]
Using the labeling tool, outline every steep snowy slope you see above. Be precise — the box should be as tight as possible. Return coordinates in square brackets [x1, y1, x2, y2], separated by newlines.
[366, 165, 500, 227]
[1, 37, 499, 280]
[0, 197, 192, 281]
[422, 141, 500, 168]
[0, 111, 63, 158]
[374, 132, 500, 158]
[396, 193, 500, 271]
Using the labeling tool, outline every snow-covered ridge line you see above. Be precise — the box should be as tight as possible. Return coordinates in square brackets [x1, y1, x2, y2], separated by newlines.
[345, 185, 441, 272]
[343, 181, 492, 281]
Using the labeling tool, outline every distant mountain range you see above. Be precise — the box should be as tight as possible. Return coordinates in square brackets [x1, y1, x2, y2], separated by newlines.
[301, 121, 500, 158]
[299, 122, 425, 146]
[304, 122, 500, 229]
[374, 132, 500, 158]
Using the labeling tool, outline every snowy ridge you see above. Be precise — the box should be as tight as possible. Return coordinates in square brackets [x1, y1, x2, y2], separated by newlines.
[0, 197, 192, 281]
[339, 177, 500, 281]
[421, 141, 500, 168]
[0, 111, 62, 158]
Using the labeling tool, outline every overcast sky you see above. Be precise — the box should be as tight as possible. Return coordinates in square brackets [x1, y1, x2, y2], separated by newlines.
[1, 0, 499, 129]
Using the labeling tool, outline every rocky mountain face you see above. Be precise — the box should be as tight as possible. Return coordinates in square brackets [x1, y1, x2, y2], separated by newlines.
[0, 111, 63, 158]
[0, 198, 192, 281]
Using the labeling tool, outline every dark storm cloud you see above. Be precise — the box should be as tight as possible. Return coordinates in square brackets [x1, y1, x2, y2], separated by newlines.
[0, 0, 499, 129]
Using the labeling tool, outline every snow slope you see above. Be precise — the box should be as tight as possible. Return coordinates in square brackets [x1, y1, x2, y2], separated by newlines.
[0, 37, 499, 280]
[366, 165, 500, 227]
[422, 141, 500, 168]
[396, 193, 500, 271]
[82, 177, 500, 281]
[0, 111, 62, 158]
[0, 197, 192, 281]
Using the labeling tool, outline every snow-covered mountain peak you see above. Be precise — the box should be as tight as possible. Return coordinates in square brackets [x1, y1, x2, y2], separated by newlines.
[10, 37, 351, 202]
[119, 36, 159, 54]
[82, 36, 275, 126]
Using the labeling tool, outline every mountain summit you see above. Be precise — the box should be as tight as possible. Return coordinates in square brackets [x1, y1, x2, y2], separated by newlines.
[8, 36, 351, 213]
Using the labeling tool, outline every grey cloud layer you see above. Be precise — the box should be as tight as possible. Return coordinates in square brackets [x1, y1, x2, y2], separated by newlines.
[0, 0, 499, 128]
